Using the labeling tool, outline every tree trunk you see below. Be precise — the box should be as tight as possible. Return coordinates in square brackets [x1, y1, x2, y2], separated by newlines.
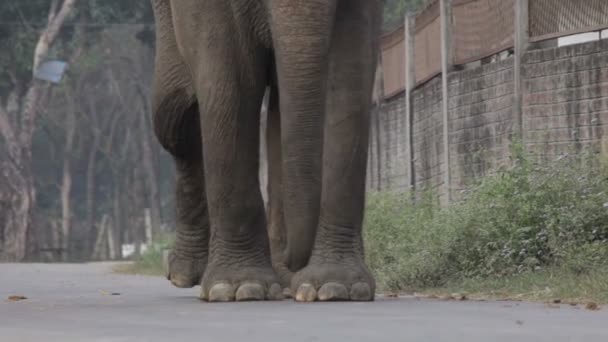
[137, 91, 162, 239]
[60, 143, 73, 261]
[1, 166, 34, 262]
[91, 214, 109, 260]
[85, 133, 100, 257]
[133, 163, 147, 256]
[112, 185, 124, 259]
[60, 94, 76, 261]
[107, 219, 116, 260]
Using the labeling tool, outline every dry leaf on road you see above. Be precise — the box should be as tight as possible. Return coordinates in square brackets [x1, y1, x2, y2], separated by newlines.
[585, 302, 600, 311]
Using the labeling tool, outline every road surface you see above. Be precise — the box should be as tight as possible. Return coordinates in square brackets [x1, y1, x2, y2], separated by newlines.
[0, 262, 606, 342]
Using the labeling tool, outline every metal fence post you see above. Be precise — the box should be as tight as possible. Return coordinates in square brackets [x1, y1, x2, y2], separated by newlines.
[440, 0, 452, 204]
[405, 13, 416, 195]
[514, 0, 529, 141]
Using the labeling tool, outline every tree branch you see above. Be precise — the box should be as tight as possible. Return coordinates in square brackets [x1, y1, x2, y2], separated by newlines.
[33, 0, 77, 72]
[48, 0, 60, 24]
[19, 0, 78, 152]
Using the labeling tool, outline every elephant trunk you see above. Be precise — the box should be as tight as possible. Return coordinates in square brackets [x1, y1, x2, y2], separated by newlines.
[268, 1, 338, 272]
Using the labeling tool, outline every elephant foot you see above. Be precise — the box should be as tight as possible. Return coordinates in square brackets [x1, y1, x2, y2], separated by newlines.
[291, 258, 375, 302]
[274, 263, 294, 299]
[166, 251, 207, 288]
[200, 265, 283, 302]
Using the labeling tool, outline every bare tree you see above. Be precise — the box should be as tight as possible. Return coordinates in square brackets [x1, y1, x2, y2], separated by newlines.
[0, 0, 77, 261]
[108, 47, 163, 241]
[136, 83, 163, 240]
[82, 76, 121, 257]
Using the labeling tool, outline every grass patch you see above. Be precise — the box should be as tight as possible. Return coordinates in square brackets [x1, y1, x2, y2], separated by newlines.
[420, 266, 608, 304]
[113, 236, 172, 276]
[364, 147, 608, 304]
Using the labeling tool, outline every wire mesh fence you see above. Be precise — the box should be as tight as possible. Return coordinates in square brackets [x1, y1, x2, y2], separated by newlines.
[452, 0, 515, 65]
[529, 0, 608, 41]
[379, 0, 608, 99]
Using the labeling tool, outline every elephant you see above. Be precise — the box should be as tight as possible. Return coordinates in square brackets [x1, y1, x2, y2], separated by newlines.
[151, 0, 382, 302]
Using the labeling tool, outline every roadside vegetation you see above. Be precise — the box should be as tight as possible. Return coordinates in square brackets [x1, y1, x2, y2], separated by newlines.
[365, 146, 608, 304]
[119, 147, 608, 304]
[113, 235, 172, 276]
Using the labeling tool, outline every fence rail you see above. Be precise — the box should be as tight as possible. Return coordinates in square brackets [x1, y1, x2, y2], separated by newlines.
[380, 0, 608, 98]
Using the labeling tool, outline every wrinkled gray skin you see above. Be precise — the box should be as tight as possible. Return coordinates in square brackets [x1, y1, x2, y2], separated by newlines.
[152, 0, 382, 302]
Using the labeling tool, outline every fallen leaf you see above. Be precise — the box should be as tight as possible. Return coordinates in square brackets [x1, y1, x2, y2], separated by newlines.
[7, 295, 27, 301]
[585, 302, 600, 311]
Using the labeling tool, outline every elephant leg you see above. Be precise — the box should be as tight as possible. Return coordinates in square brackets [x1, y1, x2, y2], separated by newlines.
[151, 0, 208, 288]
[168, 156, 209, 288]
[154, 99, 208, 289]
[268, 0, 338, 273]
[266, 85, 292, 292]
[170, 0, 281, 302]
[292, 0, 381, 302]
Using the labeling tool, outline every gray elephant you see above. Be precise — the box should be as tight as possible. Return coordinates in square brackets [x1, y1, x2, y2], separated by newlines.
[151, 0, 382, 302]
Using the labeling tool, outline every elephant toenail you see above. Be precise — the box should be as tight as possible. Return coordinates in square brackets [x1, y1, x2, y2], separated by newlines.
[170, 275, 194, 289]
[318, 282, 349, 301]
[295, 283, 317, 302]
[199, 287, 208, 301]
[236, 283, 265, 301]
[207, 283, 236, 302]
[350, 282, 373, 301]
[266, 283, 284, 300]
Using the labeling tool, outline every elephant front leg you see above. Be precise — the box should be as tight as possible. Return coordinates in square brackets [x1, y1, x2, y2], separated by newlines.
[171, 0, 281, 302]
[269, 0, 338, 273]
[153, 100, 208, 288]
[167, 159, 209, 288]
[151, 0, 208, 288]
[292, 0, 381, 302]
[198, 80, 282, 302]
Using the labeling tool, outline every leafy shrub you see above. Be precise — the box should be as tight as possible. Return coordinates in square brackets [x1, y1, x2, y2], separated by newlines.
[122, 235, 174, 276]
[364, 148, 608, 292]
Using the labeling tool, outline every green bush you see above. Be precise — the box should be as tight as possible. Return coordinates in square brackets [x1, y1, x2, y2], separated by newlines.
[118, 235, 174, 276]
[364, 148, 608, 292]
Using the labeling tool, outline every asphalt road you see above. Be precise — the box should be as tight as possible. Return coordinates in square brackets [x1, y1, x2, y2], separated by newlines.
[0, 263, 607, 342]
